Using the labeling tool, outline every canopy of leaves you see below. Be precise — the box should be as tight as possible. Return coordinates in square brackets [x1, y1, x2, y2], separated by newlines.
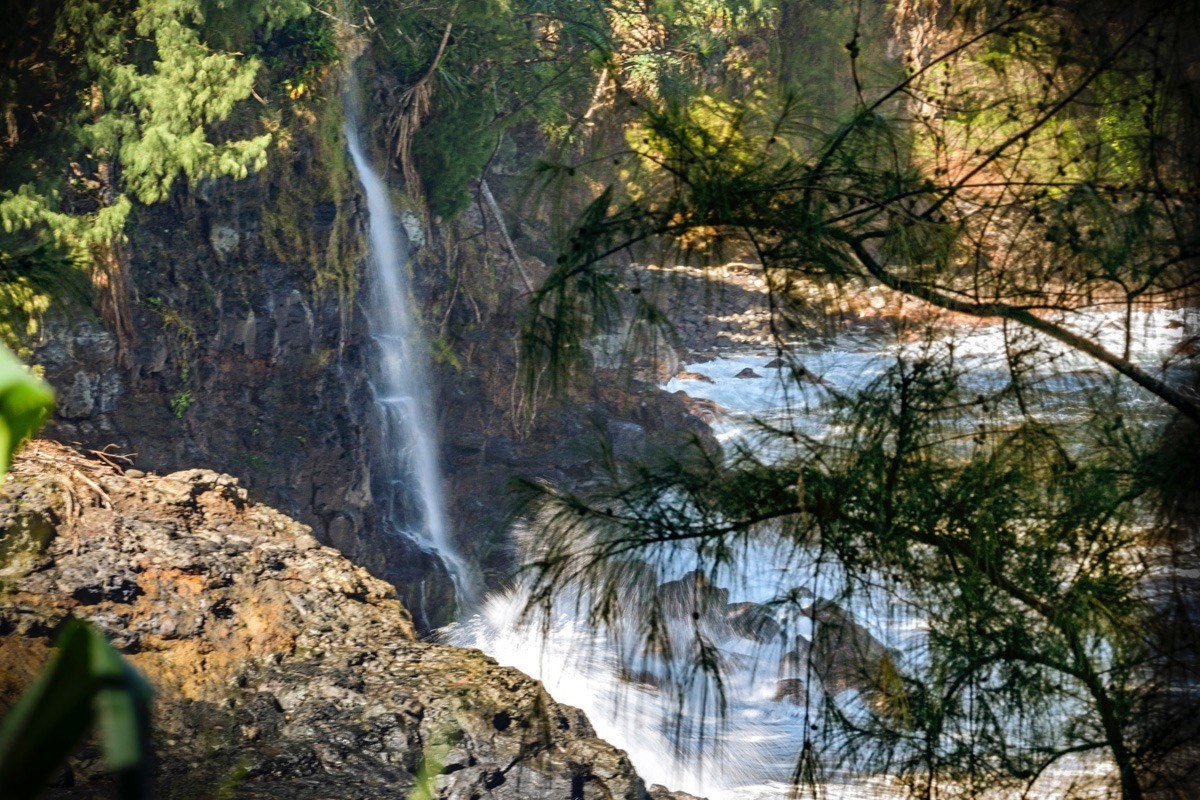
[523, 0, 1200, 418]
[0, 0, 321, 352]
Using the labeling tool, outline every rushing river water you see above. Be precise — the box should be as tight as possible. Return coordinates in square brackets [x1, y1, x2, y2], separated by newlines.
[450, 308, 1196, 799]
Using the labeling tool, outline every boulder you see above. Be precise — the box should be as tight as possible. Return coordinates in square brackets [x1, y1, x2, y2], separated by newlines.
[804, 601, 893, 695]
[0, 442, 654, 800]
[734, 368, 762, 379]
[793, 367, 827, 385]
[724, 602, 782, 644]
[779, 637, 813, 679]
[671, 392, 726, 425]
[658, 570, 729, 622]
[773, 678, 807, 704]
[649, 785, 706, 800]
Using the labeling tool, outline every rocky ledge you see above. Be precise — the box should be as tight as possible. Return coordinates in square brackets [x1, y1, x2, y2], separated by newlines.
[0, 441, 683, 800]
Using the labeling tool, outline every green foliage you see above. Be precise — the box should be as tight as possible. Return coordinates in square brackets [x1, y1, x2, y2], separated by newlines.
[366, 0, 802, 219]
[524, 0, 1200, 419]
[606, 0, 775, 98]
[370, 0, 610, 216]
[260, 91, 364, 302]
[0, 344, 53, 473]
[0, 243, 89, 358]
[517, 1, 1200, 797]
[0, 345, 151, 800]
[411, 90, 500, 219]
[773, 0, 898, 116]
[407, 739, 449, 800]
[518, 354, 1167, 796]
[0, 0, 320, 351]
[199, 0, 311, 51]
[0, 619, 153, 800]
[170, 390, 195, 418]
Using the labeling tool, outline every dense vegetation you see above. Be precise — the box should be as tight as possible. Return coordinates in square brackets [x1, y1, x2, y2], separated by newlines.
[0, 0, 330, 357]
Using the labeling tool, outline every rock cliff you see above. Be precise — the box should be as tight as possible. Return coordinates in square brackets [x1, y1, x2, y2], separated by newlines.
[0, 441, 672, 800]
[30, 77, 714, 630]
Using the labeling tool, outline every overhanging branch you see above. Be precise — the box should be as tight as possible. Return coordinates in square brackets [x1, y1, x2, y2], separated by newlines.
[842, 236, 1200, 424]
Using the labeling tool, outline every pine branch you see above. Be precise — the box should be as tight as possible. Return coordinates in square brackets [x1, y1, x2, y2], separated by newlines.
[841, 235, 1200, 424]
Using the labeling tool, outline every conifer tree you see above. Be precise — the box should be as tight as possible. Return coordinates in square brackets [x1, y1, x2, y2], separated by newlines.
[518, 2, 1200, 797]
[0, 0, 311, 354]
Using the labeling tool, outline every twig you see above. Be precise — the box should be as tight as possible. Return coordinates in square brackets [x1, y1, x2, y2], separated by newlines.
[480, 178, 535, 293]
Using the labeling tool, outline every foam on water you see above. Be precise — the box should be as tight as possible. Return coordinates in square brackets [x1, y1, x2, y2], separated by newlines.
[666, 309, 1196, 440]
[453, 309, 1195, 797]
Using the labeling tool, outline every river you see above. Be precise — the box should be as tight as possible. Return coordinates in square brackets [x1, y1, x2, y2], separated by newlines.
[448, 308, 1196, 799]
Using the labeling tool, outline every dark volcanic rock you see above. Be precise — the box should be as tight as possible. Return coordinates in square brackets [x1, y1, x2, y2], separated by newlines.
[671, 392, 726, 425]
[32, 140, 722, 632]
[792, 367, 828, 385]
[648, 785, 705, 800]
[658, 570, 729, 621]
[0, 442, 658, 800]
[805, 601, 893, 695]
[773, 678, 806, 704]
[725, 602, 782, 644]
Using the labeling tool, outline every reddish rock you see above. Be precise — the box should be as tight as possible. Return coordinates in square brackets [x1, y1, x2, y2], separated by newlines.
[0, 442, 654, 800]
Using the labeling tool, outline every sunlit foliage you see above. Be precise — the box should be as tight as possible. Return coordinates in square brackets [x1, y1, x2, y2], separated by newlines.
[0, 0, 320, 353]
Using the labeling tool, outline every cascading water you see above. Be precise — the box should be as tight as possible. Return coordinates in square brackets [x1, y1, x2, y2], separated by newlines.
[450, 308, 1196, 799]
[344, 107, 474, 610]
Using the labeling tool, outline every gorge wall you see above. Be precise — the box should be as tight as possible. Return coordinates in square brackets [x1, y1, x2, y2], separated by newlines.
[30, 63, 709, 630]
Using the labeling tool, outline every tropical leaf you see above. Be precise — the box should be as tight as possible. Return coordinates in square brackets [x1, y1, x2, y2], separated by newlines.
[0, 619, 153, 800]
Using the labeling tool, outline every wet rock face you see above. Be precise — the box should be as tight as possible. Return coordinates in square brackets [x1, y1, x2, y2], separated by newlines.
[640, 570, 894, 705]
[805, 601, 893, 696]
[725, 602, 782, 644]
[658, 571, 730, 620]
[0, 443, 654, 800]
[31, 151, 407, 618]
[30, 131, 718, 632]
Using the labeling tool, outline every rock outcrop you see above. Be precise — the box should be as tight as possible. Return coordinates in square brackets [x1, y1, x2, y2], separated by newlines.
[0, 442, 659, 800]
[805, 601, 893, 696]
[31, 103, 719, 632]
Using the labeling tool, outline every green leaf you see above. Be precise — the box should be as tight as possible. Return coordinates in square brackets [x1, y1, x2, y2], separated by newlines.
[0, 343, 53, 474]
[0, 620, 153, 800]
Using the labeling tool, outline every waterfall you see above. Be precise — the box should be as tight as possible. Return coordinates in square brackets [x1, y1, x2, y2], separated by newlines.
[344, 111, 474, 611]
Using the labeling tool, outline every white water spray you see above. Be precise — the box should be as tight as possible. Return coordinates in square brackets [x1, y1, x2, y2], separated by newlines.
[345, 114, 474, 609]
[453, 310, 1196, 798]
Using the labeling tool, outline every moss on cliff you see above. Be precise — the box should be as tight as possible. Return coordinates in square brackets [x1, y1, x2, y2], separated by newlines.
[261, 89, 364, 316]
